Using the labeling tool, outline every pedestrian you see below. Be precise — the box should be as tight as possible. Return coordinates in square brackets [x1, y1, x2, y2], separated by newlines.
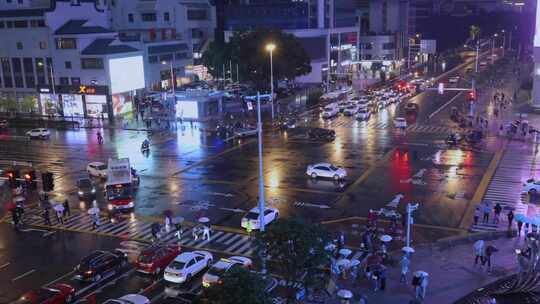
[379, 267, 387, 291]
[164, 216, 171, 233]
[507, 210, 514, 231]
[202, 225, 211, 240]
[412, 273, 423, 300]
[474, 241, 485, 266]
[493, 203, 502, 224]
[474, 207, 481, 226]
[43, 208, 51, 226]
[175, 222, 182, 240]
[525, 222, 530, 235]
[91, 215, 98, 230]
[517, 220, 523, 237]
[483, 203, 491, 223]
[371, 269, 380, 291]
[12, 210, 19, 230]
[55, 208, 64, 224]
[63, 199, 70, 217]
[483, 245, 498, 272]
[400, 255, 410, 283]
[192, 226, 199, 240]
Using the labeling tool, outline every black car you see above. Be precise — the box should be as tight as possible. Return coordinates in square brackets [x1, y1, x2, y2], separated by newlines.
[77, 178, 95, 199]
[75, 250, 127, 282]
[307, 128, 336, 141]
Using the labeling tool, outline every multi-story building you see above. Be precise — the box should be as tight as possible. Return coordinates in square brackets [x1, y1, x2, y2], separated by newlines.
[0, 0, 216, 117]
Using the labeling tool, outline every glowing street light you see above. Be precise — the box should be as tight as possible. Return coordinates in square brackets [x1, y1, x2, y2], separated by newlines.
[265, 43, 276, 120]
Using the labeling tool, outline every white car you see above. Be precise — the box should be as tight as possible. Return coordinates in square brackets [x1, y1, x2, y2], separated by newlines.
[394, 117, 407, 129]
[338, 101, 351, 112]
[234, 127, 258, 138]
[241, 207, 279, 230]
[355, 109, 371, 121]
[103, 294, 150, 304]
[449, 76, 460, 84]
[202, 256, 252, 287]
[306, 162, 347, 180]
[343, 104, 359, 116]
[164, 251, 213, 284]
[26, 128, 50, 139]
[321, 103, 339, 119]
[523, 179, 540, 195]
[86, 161, 108, 178]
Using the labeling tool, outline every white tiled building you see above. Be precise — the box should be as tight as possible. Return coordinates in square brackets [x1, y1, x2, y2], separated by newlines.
[0, 0, 216, 117]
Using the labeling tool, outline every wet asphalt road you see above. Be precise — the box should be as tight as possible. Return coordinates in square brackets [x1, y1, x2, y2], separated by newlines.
[0, 53, 494, 238]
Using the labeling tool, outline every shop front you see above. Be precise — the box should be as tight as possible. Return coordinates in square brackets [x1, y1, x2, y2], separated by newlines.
[37, 84, 110, 118]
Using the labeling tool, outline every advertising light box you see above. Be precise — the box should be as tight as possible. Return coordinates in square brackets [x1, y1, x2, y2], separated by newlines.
[109, 56, 145, 94]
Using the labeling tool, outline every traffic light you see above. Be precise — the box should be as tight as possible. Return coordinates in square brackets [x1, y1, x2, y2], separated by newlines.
[468, 90, 476, 102]
[42, 172, 54, 192]
[25, 170, 36, 189]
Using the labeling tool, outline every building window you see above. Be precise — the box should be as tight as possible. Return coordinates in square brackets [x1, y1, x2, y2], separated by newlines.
[175, 52, 188, 60]
[187, 10, 207, 20]
[39, 41, 47, 49]
[382, 42, 395, 50]
[148, 56, 158, 64]
[141, 13, 157, 22]
[16, 42, 23, 50]
[71, 0, 81, 5]
[1, 58, 13, 88]
[13, 20, 27, 28]
[23, 58, 35, 88]
[191, 29, 204, 38]
[6, 21, 13, 28]
[71, 77, 81, 85]
[65, 61, 72, 69]
[128, 13, 134, 23]
[11, 58, 23, 88]
[164, 12, 169, 22]
[59, 77, 69, 85]
[159, 54, 173, 63]
[55, 38, 77, 49]
[18, 0, 23, 4]
[81, 58, 104, 69]
[30, 20, 46, 27]
[0, 21, 4, 28]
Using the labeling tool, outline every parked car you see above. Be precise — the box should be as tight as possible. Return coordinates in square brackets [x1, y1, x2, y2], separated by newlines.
[13, 284, 75, 304]
[26, 128, 50, 139]
[307, 128, 336, 141]
[523, 179, 540, 195]
[306, 162, 347, 180]
[76, 178, 96, 199]
[241, 207, 279, 230]
[74, 250, 127, 282]
[136, 244, 181, 275]
[234, 127, 258, 138]
[103, 294, 150, 304]
[164, 251, 213, 284]
[86, 162, 107, 178]
[202, 256, 252, 287]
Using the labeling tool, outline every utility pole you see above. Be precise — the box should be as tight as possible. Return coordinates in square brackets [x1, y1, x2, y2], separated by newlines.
[236, 63, 239, 83]
[475, 40, 479, 73]
[406, 203, 419, 248]
[256, 92, 267, 275]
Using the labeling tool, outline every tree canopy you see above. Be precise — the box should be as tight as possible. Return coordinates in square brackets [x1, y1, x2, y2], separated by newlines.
[202, 29, 311, 89]
[254, 217, 330, 299]
[197, 267, 271, 304]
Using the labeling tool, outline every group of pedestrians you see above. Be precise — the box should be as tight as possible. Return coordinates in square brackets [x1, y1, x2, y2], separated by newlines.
[40, 197, 71, 227]
[473, 240, 498, 273]
[473, 201, 512, 227]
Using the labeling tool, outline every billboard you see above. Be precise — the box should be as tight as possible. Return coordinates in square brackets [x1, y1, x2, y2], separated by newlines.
[108, 56, 145, 94]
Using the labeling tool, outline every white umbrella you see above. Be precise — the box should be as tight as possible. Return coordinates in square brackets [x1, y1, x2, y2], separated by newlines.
[350, 259, 361, 267]
[15, 196, 25, 202]
[380, 235, 393, 242]
[473, 240, 484, 250]
[198, 217, 210, 223]
[414, 271, 428, 277]
[402, 246, 415, 253]
[87, 207, 100, 215]
[336, 258, 351, 267]
[325, 243, 336, 251]
[337, 289, 353, 299]
[339, 248, 352, 257]
[53, 204, 64, 212]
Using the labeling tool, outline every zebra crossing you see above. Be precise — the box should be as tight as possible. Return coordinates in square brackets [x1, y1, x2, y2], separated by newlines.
[406, 124, 462, 135]
[470, 141, 537, 232]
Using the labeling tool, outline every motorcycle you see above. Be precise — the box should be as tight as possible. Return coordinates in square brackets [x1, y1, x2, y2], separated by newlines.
[141, 140, 150, 152]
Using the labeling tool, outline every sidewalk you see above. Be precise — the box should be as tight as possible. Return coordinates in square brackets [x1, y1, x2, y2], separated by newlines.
[318, 234, 522, 304]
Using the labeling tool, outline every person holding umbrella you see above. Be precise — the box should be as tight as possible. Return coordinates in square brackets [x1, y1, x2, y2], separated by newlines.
[53, 203, 64, 225]
[63, 199, 71, 217]
[43, 207, 51, 226]
[474, 240, 485, 267]
[507, 210, 514, 231]
[482, 244, 498, 273]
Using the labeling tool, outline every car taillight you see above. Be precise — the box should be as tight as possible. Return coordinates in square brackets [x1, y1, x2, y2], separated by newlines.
[85, 270, 93, 275]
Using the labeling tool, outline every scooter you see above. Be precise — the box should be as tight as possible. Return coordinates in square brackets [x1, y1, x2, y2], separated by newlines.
[141, 140, 150, 153]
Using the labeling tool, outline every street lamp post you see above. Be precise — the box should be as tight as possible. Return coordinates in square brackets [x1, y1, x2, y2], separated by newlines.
[265, 43, 275, 121]
[256, 92, 267, 275]
[162, 60, 176, 122]
[38, 61, 56, 97]
[501, 30, 506, 57]
[491, 34, 498, 65]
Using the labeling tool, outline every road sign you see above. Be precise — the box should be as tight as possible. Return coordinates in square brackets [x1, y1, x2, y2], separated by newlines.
[438, 83, 444, 94]
[247, 101, 253, 111]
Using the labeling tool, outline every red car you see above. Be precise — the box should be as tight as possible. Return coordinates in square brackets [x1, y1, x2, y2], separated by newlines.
[135, 244, 180, 275]
[14, 283, 75, 304]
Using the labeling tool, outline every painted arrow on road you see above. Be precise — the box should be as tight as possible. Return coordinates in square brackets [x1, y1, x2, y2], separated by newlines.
[206, 192, 235, 197]
[294, 201, 331, 209]
[220, 207, 245, 213]
[386, 193, 404, 208]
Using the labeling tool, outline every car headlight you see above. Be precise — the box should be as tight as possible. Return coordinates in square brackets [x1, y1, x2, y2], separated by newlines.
[78, 191, 83, 195]
[127, 202, 134, 208]
[107, 204, 113, 211]
[91, 188, 96, 193]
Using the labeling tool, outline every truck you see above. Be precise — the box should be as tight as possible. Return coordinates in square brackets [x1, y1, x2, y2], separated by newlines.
[105, 158, 139, 210]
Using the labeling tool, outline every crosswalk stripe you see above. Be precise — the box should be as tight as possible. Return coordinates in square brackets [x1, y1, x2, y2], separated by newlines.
[223, 234, 243, 245]
[226, 236, 249, 252]
[235, 241, 253, 255]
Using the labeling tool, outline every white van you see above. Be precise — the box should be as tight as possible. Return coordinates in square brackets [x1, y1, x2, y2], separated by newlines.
[322, 103, 339, 119]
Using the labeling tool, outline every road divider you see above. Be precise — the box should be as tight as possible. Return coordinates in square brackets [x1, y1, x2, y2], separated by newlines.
[11, 269, 36, 281]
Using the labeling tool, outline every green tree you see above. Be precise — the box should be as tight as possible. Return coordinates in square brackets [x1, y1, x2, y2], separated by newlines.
[254, 218, 331, 301]
[197, 267, 271, 304]
[20, 95, 36, 113]
[202, 29, 311, 89]
[469, 25, 481, 41]
[0, 96, 18, 112]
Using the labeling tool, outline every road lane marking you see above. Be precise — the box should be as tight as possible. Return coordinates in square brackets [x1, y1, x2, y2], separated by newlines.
[344, 147, 396, 195]
[0, 262, 10, 270]
[11, 269, 36, 281]
[42, 270, 75, 287]
[427, 91, 464, 120]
